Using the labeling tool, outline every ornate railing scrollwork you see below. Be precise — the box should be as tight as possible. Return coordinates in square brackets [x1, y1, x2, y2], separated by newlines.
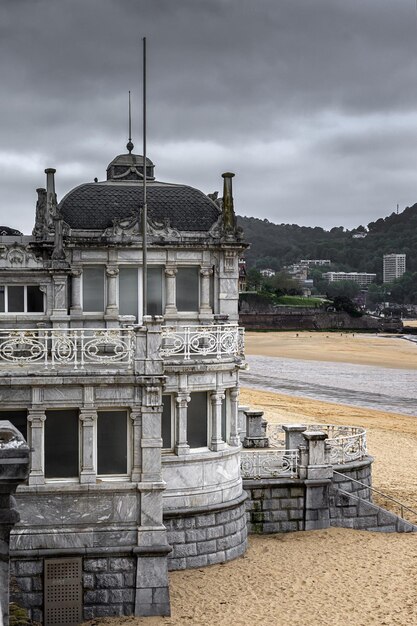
[160, 324, 244, 360]
[266, 423, 367, 464]
[240, 449, 299, 479]
[0, 328, 134, 369]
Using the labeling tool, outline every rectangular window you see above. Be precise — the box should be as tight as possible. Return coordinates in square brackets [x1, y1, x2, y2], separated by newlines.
[97, 411, 127, 475]
[119, 267, 139, 320]
[147, 266, 163, 315]
[0, 410, 27, 441]
[27, 286, 44, 312]
[187, 391, 208, 448]
[0, 286, 45, 313]
[162, 395, 172, 449]
[83, 266, 105, 312]
[8, 286, 24, 312]
[45, 410, 79, 479]
[176, 267, 199, 311]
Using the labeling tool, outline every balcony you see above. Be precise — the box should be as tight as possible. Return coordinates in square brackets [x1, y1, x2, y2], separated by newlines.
[160, 324, 244, 361]
[0, 323, 245, 373]
[0, 328, 135, 371]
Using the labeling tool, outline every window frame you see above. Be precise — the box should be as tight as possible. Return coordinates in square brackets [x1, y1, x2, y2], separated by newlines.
[96, 408, 130, 480]
[176, 266, 200, 312]
[0, 284, 45, 314]
[187, 391, 209, 451]
[81, 265, 106, 314]
[44, 409, 80, 483]
[161, 394, 174, 452]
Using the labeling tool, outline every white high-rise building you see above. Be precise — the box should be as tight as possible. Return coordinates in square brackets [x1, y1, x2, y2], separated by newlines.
[383, 254, 406, 283]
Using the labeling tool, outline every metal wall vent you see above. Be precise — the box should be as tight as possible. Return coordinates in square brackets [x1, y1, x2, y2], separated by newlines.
[44, 557, 82, 626]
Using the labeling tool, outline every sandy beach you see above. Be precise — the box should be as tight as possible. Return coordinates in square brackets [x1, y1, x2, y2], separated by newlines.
[83, 333, 417, 626]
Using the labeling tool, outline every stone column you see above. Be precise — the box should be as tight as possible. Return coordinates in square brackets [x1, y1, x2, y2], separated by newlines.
[229, 388, 240, 446]
[135, 385, 171, 617]
[0, 422, 30, 626]
[282, 424, 307, 450]
[174, 392, 190, 455]
[27, 409, 46, 485]
[79, 409, 97, 484]
[303, 431, 333, 531]
[199, 266, 213, 319]
[70, 268, 82, 315]
[105, 266, 119, 321]
[164, 267, 177, 318]
[243, 410, 269, 448]
[210, 391, 226, 451]
[238, 405, 250, 443]
[130, 409, 142, 482]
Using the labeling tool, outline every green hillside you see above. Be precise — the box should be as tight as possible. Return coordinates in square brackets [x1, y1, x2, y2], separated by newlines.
[238, 203, 417, 280]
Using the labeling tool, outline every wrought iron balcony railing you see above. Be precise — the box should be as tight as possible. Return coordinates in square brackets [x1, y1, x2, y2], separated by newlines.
[0, 328, 134, 369]
[266, 423, 368, 465]
[160, 324, 244, 361]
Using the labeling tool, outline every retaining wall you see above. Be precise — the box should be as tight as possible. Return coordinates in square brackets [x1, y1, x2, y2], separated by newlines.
[164, 494, 247, 570]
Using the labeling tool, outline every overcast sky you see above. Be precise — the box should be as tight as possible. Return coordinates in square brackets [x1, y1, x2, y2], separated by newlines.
[1, 0, 417, 234]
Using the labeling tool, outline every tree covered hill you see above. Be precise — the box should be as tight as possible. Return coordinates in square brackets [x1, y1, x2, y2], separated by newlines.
[238, 203, 417, 279]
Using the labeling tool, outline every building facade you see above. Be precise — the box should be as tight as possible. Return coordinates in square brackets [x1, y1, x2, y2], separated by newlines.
[322, 271, 376, 286]
[3, 148, 247, 622]
[383, 253, 406, 283]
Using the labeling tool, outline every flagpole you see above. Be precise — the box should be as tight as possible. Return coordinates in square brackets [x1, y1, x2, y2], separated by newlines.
[142, 36, 148, 318]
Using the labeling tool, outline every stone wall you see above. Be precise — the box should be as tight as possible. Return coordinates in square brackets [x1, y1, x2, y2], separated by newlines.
[239, 309, 381, 331]
[244, 480, 305, 534]
[332, 459, 373, 500]
[330, 488, 417, 532]
[164, 494, 247, 570]
[10, 555, 137, 622]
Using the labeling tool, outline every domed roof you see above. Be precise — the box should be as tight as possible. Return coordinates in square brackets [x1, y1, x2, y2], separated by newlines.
[107, 153, 154, 169]
[59, 180, 221, 232]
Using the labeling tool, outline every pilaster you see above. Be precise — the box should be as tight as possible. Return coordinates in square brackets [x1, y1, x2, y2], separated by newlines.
[27, 409, 46, 485]
[105, 265, 119, 321]
[174, 392, 190, 455]
[229, 387, 240, 446]
[79, 409, 97, 484]
[70, 267, 82, 316]
[199, 266, 213, 320]
[164, 266, 177, 319]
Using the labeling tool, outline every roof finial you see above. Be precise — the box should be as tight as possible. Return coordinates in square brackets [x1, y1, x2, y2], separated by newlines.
[127, 90, 134, 154]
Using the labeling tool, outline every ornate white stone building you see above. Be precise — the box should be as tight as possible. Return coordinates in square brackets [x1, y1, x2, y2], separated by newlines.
[3, 145, 247, 622]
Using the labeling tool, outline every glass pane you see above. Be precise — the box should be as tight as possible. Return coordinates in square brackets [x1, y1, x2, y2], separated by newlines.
[177, 267, 199, 311]
[147, 266, 163, 315]
[97, 411, 127, 474]
[0, 287, 4, 312]
[27, 286, 44, 313]
[83, 267, 104, 312]
[187, 391, 207, 448]
[162, 396, 172, 449]
[8, 286, 24, 312]
[0, 410, 27, 441]
[45, 410, 79, 478]
[119, 267, 138, 320]
[222, 394, 227, 443]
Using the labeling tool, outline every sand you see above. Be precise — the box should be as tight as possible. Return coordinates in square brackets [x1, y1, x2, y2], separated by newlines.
[245, 330, 417, 369]
[83, 333, 417, 626]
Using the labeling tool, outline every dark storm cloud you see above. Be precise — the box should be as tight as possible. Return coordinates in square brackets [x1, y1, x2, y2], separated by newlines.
[1, 0, 417, 232]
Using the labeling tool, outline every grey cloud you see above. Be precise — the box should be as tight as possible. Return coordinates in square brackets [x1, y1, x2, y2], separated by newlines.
[1, 0, 417, 233]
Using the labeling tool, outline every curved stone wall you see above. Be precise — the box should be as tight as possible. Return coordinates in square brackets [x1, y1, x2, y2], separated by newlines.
[332, 456, 374, 501]
[162, 447, 242, 509]
[164, 494, 247, 570]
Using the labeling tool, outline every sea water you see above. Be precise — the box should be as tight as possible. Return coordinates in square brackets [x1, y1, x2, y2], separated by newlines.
[241, 354, 417, 417]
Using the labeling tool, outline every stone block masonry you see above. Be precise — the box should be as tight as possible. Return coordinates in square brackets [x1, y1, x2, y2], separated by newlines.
[244, 481, 305, 534]
[164, 494, 247, 570]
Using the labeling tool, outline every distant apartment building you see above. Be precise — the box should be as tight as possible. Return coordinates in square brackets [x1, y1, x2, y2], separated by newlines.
[285, 264, 308, 283]
[260, 268, 276, 277]
[322, 271, 376, 286]
[299, 259, 331, 267]
[383, 254, 406, 283]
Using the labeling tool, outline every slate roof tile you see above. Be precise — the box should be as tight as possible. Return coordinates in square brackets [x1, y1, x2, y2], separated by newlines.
[59, 182, 221, 231]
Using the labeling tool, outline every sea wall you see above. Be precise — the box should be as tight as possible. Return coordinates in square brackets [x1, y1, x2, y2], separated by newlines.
[239, 308, 382, 331]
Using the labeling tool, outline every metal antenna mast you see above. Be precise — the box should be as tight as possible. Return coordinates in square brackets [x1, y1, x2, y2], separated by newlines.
[127, 90, 133, 153]
[142, 37, 148, 318]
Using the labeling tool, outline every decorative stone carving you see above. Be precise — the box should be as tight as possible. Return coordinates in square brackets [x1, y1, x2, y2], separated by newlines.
[0, 243, 44, 269]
